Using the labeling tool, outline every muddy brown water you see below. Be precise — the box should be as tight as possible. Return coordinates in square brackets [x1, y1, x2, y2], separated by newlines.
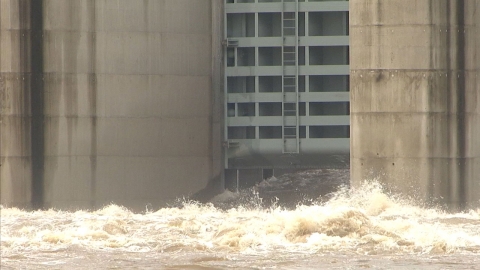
[2, 170, 480, 269]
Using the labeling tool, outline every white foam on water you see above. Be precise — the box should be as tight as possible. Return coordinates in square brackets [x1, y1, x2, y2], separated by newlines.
[1, 182, 479, 257]
[210, 190, 241, 203]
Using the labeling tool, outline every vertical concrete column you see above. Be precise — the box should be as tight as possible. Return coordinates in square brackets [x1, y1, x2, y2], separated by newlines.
[350, 0, 480, 208]
[2, 0, 224, 210]
[92, 0, 222, 209]
[1, 0, 33, 208]
[40, 0, 224, 210]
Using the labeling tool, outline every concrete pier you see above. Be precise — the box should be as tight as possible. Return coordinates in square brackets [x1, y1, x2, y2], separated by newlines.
[350, 0, 480, 208]
[1, 0, 224, 210]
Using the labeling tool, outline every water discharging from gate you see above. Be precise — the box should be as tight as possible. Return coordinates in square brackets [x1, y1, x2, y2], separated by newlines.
[2, 170, 480, 269]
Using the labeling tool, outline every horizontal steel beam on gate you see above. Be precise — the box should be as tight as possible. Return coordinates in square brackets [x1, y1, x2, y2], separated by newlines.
[227, 115, 349, 127]
[227, 36, 349, 47]
[226, 138, 350, 156]
[226, 2, 349, 13]
[226, 65, 349, 76]
[227, 92, 350, 103]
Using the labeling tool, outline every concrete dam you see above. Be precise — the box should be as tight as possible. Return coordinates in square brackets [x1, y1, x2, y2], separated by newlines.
[1, 0, 479, 210]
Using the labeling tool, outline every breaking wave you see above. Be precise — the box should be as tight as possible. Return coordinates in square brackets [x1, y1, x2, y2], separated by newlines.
[2, 180, 479, 257]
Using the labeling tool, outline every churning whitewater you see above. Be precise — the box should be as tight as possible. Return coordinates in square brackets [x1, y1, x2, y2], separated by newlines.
[1, 177, 480, 269]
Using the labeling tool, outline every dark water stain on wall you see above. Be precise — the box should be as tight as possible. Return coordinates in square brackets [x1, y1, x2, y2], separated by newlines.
[445, 0, 454, 205]
[455, 0, 466, 208]
[426, 0, 437, 201]
[444, 0, 467, 208]
[16, 1, 32, 174]
[63, 1, 81, 157]
[87, 0, 98, 209]
[29, 0, 45, 209]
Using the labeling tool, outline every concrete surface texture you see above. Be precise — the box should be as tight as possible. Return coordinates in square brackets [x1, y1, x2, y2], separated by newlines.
[1, 0, 33, 208]
[1, 0, 224, 210]
[350, 0, 480, 209]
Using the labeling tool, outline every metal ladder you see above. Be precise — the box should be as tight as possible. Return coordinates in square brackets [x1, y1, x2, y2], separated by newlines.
[282, 0, 299, 154]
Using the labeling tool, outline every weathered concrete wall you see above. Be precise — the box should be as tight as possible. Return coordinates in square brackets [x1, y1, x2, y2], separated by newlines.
[42, 0, 224, 210]
[42, 0, 98, 209]
[1, 0, 33, 208]
[463, 0, 480, 208]
[350, 0, 480, 209]
[1, 0, 224, 210]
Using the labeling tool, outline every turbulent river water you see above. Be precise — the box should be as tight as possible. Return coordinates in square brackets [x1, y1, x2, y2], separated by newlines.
[2, 170, 480, 269]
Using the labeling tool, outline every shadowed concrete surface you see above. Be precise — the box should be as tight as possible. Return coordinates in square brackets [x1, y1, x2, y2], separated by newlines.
[1, 0, 224, 210]
[350, 0, 480, 209]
